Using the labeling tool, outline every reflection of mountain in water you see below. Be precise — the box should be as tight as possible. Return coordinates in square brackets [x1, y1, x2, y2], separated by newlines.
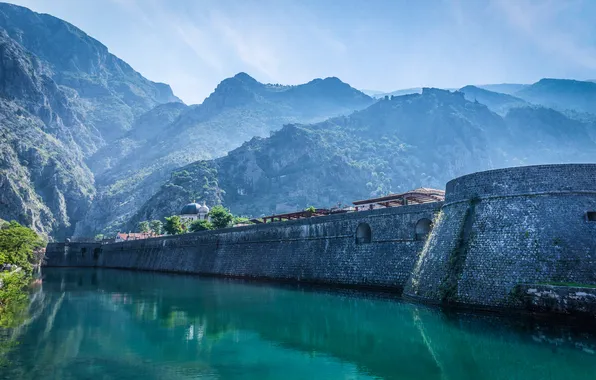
[2, 269, 596, 379]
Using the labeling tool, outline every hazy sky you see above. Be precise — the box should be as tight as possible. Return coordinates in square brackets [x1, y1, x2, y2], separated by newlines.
[7, 0, 596, 104]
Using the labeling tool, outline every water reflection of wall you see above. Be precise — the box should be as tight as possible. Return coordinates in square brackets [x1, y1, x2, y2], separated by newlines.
[13, 268, 596, 380]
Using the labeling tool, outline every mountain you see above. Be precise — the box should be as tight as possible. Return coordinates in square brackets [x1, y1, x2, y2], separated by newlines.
[130, 89, 500, 221]
[0, 3, 180, 238]
[368, 88, 423, 99]
[131, 88, 596, 224]
[0, 30, 94, 238]
[477, 83, 527, 95]
[459, 85, 527, 115]
[75, 73, 375, 236]
[514, 79, 596, 115]
[0, 3, 181, 143]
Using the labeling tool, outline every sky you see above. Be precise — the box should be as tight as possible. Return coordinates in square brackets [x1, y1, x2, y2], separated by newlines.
[6, 0, 596, 104]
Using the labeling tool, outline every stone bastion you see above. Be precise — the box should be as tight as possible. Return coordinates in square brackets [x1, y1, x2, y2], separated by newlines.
[45, 164, 596, 315]
[403, 164, 596, 310]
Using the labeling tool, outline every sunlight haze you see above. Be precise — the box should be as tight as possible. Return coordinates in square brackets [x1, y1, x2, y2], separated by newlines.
[6, 0, 596, 104]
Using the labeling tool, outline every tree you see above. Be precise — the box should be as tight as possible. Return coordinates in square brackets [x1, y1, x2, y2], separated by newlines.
[150, 220, 163, 235]
[189, 219, 214, 232]
[0, 221, 44, 273]
[0, 221, 44, 329]
[163, 216, 184, 235]
[209, 205, 234, 229]
[304, 206, 316, 213]
[138, 221, 150, 233]
[94, 234, 104, 241]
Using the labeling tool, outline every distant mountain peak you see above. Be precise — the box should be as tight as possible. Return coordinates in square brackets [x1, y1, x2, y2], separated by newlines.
[233, 72, 258, 84]
[421, 87, 452, 95]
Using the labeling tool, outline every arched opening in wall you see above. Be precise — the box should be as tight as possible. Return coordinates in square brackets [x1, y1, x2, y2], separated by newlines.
[93, 247, 101, 260]
[80, 247, 87, 258]
[415, 218, 433, 241]
[356, 223, 372, 244]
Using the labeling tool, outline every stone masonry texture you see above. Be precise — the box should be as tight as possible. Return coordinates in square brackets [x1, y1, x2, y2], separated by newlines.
[403, 164, 596, 310]
[45, 202, 442, 292]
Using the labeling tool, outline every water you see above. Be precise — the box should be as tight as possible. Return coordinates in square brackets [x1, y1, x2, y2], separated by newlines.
[1, 269, 596, 380]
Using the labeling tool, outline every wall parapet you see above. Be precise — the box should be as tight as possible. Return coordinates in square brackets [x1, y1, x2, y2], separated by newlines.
[445, 164, 596, 203]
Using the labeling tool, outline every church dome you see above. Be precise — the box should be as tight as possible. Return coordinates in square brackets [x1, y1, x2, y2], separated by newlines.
[180, 202, 201, 215]
[198, 202, 210, 214]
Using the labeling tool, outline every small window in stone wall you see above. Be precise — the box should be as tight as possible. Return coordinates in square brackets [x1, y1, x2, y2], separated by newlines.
[587, 211, 596, 222]
[415, 218, 433, 240]
[356, 223, 372, 244]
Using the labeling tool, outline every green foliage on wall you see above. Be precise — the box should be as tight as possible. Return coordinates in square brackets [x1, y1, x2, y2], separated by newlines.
[189, 220, 214, 232]
[209, 206, 234, 229]
[138, 221, 150, 233]
[163, 216, 184, 235]
[150, 220, 163, 235]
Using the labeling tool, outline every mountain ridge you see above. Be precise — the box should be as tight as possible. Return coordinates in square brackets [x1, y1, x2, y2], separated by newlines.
[130, 87, 596, 225]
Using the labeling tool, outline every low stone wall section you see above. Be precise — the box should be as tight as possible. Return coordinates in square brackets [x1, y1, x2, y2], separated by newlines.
[517, 284, 596, 317]
[45, 203, 442, 292]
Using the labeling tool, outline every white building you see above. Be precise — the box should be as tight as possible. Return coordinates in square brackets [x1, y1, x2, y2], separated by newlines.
[179, 201, 210, 223]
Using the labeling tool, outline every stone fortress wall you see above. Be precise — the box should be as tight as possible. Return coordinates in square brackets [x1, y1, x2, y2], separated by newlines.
[46, 202, 442, 292]
[45, 164, 596, 313]
[404, 164, 596, 309]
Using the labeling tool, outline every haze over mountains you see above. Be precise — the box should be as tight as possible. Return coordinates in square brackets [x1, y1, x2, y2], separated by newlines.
[1, 3, 596, 239]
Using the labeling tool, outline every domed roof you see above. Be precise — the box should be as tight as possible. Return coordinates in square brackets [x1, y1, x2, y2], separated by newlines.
[180, 202, 201, 215]
[198, 202, 210, 213]
[180, 201, 210, 215]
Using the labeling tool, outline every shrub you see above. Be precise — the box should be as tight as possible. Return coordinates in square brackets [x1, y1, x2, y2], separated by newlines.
[189, 220, 214, 232]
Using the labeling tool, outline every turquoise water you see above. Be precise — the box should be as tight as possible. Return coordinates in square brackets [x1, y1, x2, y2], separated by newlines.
[1, 269, 596, 379]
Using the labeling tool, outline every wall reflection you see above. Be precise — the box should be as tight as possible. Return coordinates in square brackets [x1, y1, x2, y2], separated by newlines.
[2, 268, 596, 380]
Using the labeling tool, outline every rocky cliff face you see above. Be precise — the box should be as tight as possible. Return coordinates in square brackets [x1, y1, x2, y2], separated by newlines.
[132, 88, 596, 224]
[0, 3, 179, 238]
[0, 3, 180, 143]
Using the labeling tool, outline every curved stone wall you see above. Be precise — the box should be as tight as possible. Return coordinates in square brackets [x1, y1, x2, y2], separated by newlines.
[404, 164, 596, 309]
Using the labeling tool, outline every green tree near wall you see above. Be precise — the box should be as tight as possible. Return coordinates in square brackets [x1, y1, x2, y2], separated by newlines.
[150, 220, 163, 235]
[163, 216, 184, 235]
[0, 221, 44, 273]
[209, 206, 234, 229]
[94, 234, 104, 241]
[0, 221, 45, 329]
[138, 221, 150, 233]
[304, 206, 316, 213]
[189, 220, 213, 232]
